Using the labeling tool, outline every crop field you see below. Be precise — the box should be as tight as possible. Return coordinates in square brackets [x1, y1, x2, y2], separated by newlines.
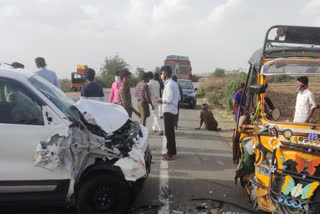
[267, 77, 320, 122]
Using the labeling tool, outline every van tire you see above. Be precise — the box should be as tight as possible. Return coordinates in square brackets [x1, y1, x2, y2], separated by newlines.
[76, 174, 130, 214]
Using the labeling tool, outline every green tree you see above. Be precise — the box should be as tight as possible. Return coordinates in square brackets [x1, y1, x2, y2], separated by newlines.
[135, 67, 145, 82]
[154, 67, 161, 75]
[213, 68, 226, 77]
[98, 55, 129, 88]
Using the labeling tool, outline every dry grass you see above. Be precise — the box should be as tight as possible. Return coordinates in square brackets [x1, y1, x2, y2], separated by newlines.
[203, 77, 226, 90]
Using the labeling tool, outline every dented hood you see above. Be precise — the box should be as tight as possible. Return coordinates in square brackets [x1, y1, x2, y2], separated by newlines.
[74, 99, 129, 133]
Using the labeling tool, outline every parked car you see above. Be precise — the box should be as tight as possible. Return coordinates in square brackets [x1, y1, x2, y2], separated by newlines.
[177, 79, 197, 109]
[0, 64, 152, 214]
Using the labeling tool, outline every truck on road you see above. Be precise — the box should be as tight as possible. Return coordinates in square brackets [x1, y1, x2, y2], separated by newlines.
[71, 65, 87, 91]
[164, 55, 193, 80]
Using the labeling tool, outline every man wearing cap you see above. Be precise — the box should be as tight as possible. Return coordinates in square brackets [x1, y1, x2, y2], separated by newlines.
[293, 76, 317, 123]
[35, 57, 61, 89]
[109, 71, 122, 103]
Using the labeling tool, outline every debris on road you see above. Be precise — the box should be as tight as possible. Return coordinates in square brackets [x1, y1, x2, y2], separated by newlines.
[191, 198, 255, 214]
[130, 200, 163, 213]
[196, 203, 209, 210]
[210, 209, 223, 214]
[172, 210, 184, 214]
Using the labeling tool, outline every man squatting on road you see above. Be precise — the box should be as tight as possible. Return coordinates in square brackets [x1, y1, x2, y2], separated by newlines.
[195, 104, 220, 131]
[156, 65, 180, 161]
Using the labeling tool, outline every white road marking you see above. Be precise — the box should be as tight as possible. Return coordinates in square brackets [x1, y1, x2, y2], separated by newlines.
[158, 136, 169, 213]
[216, 160, 225, 165]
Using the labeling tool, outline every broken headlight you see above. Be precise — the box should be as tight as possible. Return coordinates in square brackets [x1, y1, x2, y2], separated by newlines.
[105, 120, 141, 157]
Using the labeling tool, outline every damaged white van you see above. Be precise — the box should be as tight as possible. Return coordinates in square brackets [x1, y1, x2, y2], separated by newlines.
[0, 64, 152, 213]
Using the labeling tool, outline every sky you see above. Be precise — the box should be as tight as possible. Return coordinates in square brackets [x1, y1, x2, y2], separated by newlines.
[1, 0, 320, 79]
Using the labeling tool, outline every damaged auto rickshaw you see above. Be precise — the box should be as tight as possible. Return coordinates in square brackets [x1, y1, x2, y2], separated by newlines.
[233, 25, 320, 213]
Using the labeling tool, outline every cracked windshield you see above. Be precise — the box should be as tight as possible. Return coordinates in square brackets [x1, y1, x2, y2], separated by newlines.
[1, 1, 320, 214]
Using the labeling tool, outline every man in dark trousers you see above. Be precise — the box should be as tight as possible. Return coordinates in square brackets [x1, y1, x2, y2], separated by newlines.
[172, 75, 183, 129]
[81, 68, 104, 101]
[156, 66, 180, 161]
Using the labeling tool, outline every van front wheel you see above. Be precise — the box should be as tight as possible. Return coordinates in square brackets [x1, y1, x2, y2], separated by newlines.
[76, 174, 130, 214]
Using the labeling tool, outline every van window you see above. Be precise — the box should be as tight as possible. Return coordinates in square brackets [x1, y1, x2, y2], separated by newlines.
[0, 80, 44, 125]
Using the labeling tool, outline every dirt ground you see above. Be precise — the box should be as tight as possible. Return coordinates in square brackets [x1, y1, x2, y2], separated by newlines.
[268, 79, 320, 121]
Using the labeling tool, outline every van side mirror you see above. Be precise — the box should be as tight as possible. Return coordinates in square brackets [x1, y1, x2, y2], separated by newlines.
[248, 85, 265, 95]
[194, 88, 198, 91]
[45, 111, 53, 123]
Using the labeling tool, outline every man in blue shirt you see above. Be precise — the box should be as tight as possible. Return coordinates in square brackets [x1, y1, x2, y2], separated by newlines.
[233, 83, 246, 121]
[35, 57, 61, 89]
[81, 68, 104, 101]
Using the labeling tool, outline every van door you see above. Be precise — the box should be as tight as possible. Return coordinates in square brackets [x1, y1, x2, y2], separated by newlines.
[0, 78, 71, 203]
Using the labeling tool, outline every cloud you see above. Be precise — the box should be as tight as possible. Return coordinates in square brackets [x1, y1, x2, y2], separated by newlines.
[80, 5, 100, 19]
[302, 0, 320, 15]
[0, 5, 21, 17]
[127, 0, 151, 25]
[152, 0, 191, 23]
[0, 0, 318, 79]
[207, 0, 241, 24]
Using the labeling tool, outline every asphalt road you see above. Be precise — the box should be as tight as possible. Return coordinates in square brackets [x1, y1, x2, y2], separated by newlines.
[3, 86, 253, 214]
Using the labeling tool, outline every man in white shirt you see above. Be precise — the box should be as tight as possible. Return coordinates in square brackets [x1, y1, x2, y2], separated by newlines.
[293, 76, 317, 123]
[148, 71, 164, 135]
[156, 66, 180, 161]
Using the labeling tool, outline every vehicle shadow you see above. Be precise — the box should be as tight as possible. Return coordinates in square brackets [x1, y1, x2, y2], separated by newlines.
[1, 206, 76, 214]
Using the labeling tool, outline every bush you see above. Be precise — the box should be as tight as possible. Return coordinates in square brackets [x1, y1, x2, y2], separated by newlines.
[212, 68, 226, 78]
[203, 77, 225, 90]
[198, 69, 247, 111]
[60, 79, 72, 92]
[196, 86, 206, 97]
[205, 91, 221, 105]
[224, 72, 247, 111]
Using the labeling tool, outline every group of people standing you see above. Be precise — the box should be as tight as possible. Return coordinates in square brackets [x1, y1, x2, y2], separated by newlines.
[107, 66, 181, 161]
[110, 70, 164, 135]
[28, 58, 181, 161]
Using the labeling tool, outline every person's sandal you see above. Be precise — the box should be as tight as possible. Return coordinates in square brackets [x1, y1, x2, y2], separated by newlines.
[162, 153, 169, 157]
[162, 155, 176, 161]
